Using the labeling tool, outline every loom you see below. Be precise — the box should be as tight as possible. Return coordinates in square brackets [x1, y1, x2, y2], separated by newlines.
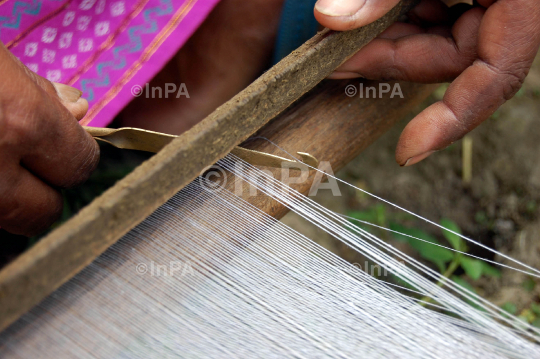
[1, 0, 539, 357]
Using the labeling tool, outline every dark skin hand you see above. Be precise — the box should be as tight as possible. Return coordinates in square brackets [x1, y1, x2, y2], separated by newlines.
[2, 0, 538, 235]
[315, 0, 540, 166]
[2, 0, 286, 236]
[0, 43, 99, 236]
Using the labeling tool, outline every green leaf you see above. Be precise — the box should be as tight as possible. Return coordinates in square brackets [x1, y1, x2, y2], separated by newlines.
[451, 276, 485, 311]
[347, 210, 378, 233]
[347, 210, 377, 223]
[417, 244, 454, 273]
[532, 318, 540, 329]
[440, 218, 465, 251]
[389, 223, 434, 246]
[452, 276, 476, 294]
[481, 262, 502, 278]
[530, 303, 540, 316]
[389, 223, 454, 272]
[460, 257, 484, 280]
[390, 274, 418, 291]
[522, 277, 536, 292]
[392, 212, 416, 222]
[501, 302, 518, 315]
[374, 204, 387, 226]
[389, 223, 419, 242]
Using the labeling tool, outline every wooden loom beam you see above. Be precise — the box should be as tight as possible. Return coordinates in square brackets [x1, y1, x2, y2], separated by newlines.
[0, 0, 422, 331]
[228, 80, 437, 218]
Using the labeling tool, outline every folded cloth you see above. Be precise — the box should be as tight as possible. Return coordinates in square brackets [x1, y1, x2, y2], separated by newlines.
[0, 0, 220, 127]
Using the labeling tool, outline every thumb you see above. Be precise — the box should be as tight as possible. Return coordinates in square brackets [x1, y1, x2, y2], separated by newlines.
[314, 0, 401, 30]
[51, 82, 89, 121]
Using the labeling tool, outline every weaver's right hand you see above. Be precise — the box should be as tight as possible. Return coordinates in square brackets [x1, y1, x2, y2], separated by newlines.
[314, 0, 540, 167]
[0, 42, 99, 236]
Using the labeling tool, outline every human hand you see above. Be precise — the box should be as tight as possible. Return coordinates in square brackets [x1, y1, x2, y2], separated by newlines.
[314, 0, 540, 166]
[0, 43, 99, 236]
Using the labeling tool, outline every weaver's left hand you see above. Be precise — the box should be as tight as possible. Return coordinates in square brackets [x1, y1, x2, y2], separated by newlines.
[314, 0, 540, 166]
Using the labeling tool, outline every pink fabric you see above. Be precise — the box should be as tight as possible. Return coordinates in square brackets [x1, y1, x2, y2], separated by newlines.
[1, 0, 220, 127]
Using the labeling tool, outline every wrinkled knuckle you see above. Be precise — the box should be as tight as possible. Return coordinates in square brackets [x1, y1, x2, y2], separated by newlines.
[484, 60, 529, 101]
[445, 105, 470, 135]
[0, 91, 44, 148]
[378, 67, 404, 82]
[501, 74, 526, 101]
[377, 42, 404, 81]
[500, 65, 529, 101]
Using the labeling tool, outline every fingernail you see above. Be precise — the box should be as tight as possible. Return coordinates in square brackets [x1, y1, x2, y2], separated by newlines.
[52, 82, 83, 103]
[315, 0, 366, 17]
[402, 151, 435, 167]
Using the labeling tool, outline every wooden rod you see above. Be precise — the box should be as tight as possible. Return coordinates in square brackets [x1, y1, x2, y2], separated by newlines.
[0, 0, 419, 332]
[227, 80, 437, 219]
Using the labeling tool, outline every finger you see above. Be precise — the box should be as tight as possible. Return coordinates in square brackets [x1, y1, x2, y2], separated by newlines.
[19, 95, 100, 188]
[396, 0, 540, 166]
[30, 75, 89, 121]
[25, 70, 89, 121]
[0, 162, 63, 236]
[52, 82, 89, 121]
[314, 0, 401, 31]
[5, 46, 89, 121]
[408, 0, 451, 25]
[329, 7, 484, 81]
[0, 63, 100, 189]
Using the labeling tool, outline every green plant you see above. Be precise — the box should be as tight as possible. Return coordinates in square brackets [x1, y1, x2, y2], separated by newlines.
[347, 208, 501, 283]
[523, 277, 536, 292]
[501, 302, 518, 316]
[391, 218, 502, 307]
[348, 204, 388, 230]
[390, 218, 501, 282]
[500, 302, 540, 328]
[347, 207, 502, 309]
[347, 205, 414, 241]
